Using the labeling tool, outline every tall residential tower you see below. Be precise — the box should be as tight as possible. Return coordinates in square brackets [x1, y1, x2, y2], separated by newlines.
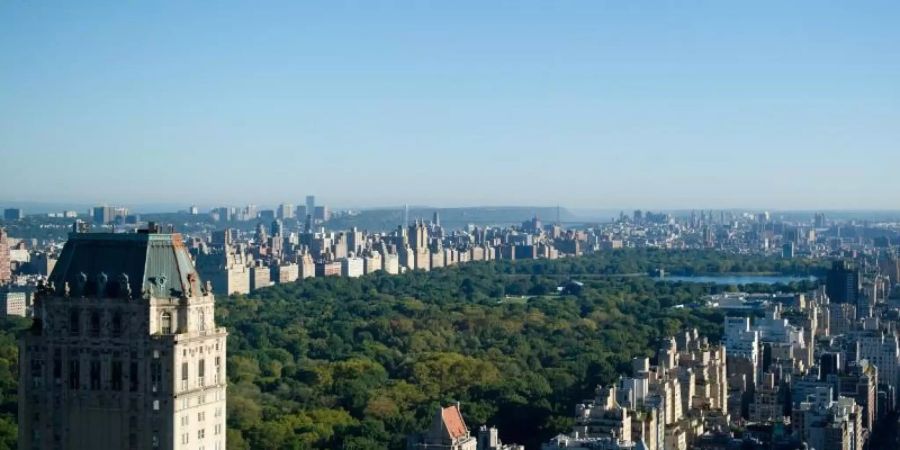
[19, 227, 227, 450]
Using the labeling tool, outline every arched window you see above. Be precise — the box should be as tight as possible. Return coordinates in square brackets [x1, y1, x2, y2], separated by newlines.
[160, 312, 172, 335]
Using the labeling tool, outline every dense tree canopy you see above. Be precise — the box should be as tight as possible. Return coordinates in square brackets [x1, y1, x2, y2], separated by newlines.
[0, 318, 29, 450]
[218, 249, 822, 449]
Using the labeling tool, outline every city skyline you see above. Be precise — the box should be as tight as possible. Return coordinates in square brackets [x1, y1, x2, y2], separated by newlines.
[3, 1, 900, 209]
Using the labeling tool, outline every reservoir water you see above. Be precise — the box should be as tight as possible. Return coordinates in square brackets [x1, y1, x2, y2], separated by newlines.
[656, 275, 817, 285]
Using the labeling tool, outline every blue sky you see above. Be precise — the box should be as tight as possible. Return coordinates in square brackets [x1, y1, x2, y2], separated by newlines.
[1, 1, 898, 210]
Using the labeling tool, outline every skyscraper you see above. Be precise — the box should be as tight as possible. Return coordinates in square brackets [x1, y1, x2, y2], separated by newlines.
[276, 203, 294, 220]
[92, 205, 129, 225]
[0, 228, 10, 285]
[826, 260, 860, 304]
[3, 208, 24, 221]
[305, 195, 315, 219]
[19, 227, 227, 449]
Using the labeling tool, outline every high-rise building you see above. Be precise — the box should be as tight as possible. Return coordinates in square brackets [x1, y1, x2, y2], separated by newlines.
[19, 229, 228, 450]
[0, 291, 26, 317]
[305, 196, 315, 219]
[814, 212, 826, 228]
[210, 207, 232, 222]
[92, 205, 129, 225]
[3, 208, 24, 221]
[782, 242, 795, 259]
[295, 205, 308, 223]
[276, 203, 294, 220]
[313, 206, 329, 222]
[826, 260, 860, 304]
[0, 229, 10, 285]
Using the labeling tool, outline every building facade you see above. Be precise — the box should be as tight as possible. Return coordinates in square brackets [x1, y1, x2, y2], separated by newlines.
[19, 230, 227, 450]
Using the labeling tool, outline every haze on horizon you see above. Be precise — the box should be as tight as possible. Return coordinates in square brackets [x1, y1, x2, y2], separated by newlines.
[1, 1, 898, 210]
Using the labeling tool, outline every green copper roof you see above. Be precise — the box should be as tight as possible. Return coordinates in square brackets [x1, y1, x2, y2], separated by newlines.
[49, 232, 204, 299]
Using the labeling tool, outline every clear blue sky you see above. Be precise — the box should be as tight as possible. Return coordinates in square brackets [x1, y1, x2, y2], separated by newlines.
[1, 1, 898, 210]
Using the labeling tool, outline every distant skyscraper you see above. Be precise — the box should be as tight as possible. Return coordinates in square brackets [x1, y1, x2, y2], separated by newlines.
[305, 196, 315, 219]
[782, 242, 795, 259]
[814, 212, 826, 228]
[0, 229, 10, 285]
[3, 208, 24, 221]
[271, 219, 284, 237]
[211, 207, 232, 222]
[258, 209, 275, 221]
[277, 203, 294, 220]
[20, 228, 227, 450]
[826, 260, 860, 304]
[313, 206, 329, 222]
[92, 205, 128, 225]
[432, 211, 440, 227]
[409, 220, 429, 251]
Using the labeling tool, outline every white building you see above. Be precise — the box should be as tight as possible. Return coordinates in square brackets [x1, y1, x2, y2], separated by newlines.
[383, 252, 400, 275]
[724, 317, 759, 363]
[0, 291, 26, 317]
[342, 256, 365, 278]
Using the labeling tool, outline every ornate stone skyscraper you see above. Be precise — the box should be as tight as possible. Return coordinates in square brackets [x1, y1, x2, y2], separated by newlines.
[19, 227, 227, 450]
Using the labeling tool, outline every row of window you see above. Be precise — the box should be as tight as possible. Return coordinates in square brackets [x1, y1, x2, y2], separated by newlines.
[160, 308, 210, 334]
[65, 308, 211, 337]
[180, 425, 222, 444]
[31, 357, 164, 392]
[68, 309, 125, 337]
[180, 357, 222, 389]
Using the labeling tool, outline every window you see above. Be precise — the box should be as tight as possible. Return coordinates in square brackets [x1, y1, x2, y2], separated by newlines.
[90, 311, 101, 337]
[112, 312, 123, 337]
[198, 359, 205, 386]
[153, 400, 159, 411]
[130, 361, 139, 392]
[160, 312, 172, 334]
[90, 360, 101, 390]
[199, 309, 206, 331]
[69, 309, 80, 335]
[68, 360, 80, 389]
[198, 411, 205, 422]
[111, 360, 123, 391]
[31, 360, 43, 388]
[198, 429, 205, 439]
[181, 433, 188, 444]
[151, 360, 161, 392]
[53, 351, 61, 384]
